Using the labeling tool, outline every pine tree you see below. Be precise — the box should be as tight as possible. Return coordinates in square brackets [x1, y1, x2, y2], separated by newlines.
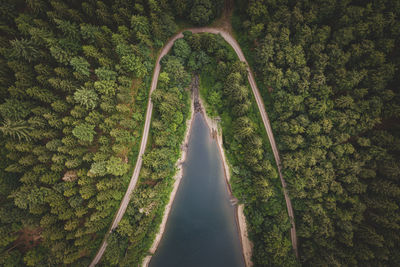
[9, 38, 39, 62]
[72, 123, 95, 143]
[70, 57, 90, 77]
[0, 119, 32, 141]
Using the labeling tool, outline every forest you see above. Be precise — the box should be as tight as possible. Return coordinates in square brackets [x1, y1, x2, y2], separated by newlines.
[233, 0, 400, 266]
[0, 0, 399, 266]
[194, 33, 298, 266]
[0, 0, 158, 265]
[98, 32, 193, 266]
[0, 0, 223, 266]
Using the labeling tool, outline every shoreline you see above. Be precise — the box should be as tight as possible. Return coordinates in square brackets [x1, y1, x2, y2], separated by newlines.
[141, 89, 195, 267]
[92, 28, 295, 266]
[142, 79, 253, 267]
[198, 96, 253, 267]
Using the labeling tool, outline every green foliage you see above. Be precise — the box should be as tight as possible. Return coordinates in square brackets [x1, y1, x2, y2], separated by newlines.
[54, 19, 79, 41]
[9, 38, 39, 62]
[190, 0, 213, 25]
[173, 39, 191, 60]
[187, 0, 224, 26]
[234, 0, 400, 265]
[0, 0, 164, 265]
[72, 123, 95, 142]
[190, 32, 296, 265]
[0, 119, 32, 141]
[94, 80, 117, 96]
[23, 246, 46, 266]
[8, 0, 398, 266]
[101, 31, 191, 265]
[95, 67, 117, 81]
[73, 87, 98, 110]
[49, 45, 71, 65]
[70, 56, 90, 77]
[89, 161, 107, 177]
[0, 99, 31, 120]
[172, 0, 188, 17]
[161, 56, 191, 87]
[130, 15, 150, 38]
[107, 156, 129, 176]
[120, 54, 147, 78]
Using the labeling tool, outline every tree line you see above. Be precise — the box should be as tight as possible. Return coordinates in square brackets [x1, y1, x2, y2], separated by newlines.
[0, 0, 181, 265]
[0, 0, 233, 265]
[234, 0, 400, 265]
[195, 32, 298, 266]
[98, 32, 193, 267]
[100, 30, 298, 266]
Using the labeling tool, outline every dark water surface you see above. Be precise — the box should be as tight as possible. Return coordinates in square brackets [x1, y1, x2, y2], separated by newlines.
[149, 113, 244, 267]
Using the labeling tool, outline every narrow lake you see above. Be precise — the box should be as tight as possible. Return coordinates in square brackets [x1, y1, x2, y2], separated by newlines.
[149, 113, 244, 267]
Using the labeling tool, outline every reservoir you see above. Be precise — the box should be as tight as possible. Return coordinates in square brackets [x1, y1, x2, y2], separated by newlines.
[149, 113, 244, 267]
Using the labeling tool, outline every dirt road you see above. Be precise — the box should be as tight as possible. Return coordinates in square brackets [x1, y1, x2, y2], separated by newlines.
[89, 27, 298, 267]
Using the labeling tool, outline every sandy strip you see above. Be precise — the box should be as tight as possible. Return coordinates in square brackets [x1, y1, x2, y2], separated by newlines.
[142, 94, 195, 267]
[238, 204, 253, 267]
[198, 97, 253, 267]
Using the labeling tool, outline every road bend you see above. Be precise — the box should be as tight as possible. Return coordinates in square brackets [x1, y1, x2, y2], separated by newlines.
[89, 27, 298, 266]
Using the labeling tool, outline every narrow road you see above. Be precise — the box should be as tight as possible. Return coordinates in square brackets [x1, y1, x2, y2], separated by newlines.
[89, 27, 298, 266]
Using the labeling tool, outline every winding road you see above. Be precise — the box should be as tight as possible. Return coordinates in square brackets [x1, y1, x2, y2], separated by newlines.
[89, 27, 298, 267]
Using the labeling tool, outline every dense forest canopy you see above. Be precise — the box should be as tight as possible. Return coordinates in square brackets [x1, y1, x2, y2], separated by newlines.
[0, 0, 179, 265]
[0, 0, 225, 265]
[234, 0, 400, 265]
[1, 0, 399, 266]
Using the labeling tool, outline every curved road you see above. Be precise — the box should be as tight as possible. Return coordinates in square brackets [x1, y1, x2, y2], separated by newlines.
[89, 28, 298, 267]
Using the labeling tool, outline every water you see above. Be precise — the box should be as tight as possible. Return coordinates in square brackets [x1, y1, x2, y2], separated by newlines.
[149, 113, 244, 267]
